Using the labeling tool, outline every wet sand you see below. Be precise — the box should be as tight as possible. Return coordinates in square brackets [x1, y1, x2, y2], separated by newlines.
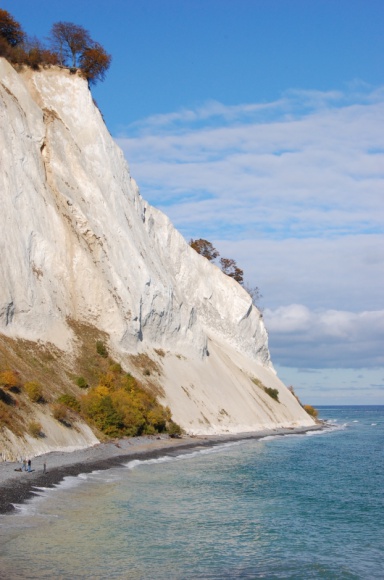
[0, 425, 324, 514]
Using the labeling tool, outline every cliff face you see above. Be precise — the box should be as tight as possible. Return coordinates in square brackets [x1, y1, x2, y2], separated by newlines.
[0, 59, 314, 457]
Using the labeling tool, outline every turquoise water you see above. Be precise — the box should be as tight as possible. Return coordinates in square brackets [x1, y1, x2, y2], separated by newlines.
[0, 406, 383, 579]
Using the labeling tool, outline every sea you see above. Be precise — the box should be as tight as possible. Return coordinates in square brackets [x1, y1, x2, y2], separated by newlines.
[0, 406, 382, 580]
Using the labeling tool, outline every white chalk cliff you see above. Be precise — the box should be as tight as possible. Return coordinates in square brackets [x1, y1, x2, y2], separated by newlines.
[0, 58, 314, 455]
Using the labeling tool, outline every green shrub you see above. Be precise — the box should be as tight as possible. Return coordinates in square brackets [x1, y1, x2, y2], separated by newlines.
[264, 387, 280, 402]
[57, 394, 81, 413]
[121, 373, 136, 391]
[251, 377, 279, 403]
[81, 391, 125, 437]
[28, 421, 42, 438]
[146, 407, 168, 432]
[24, 381, 44, 403]
[80, 371, 176, 438]
[96, 340, 108, 358]
[109, 363, 122, 374]
[251, 377, 264, 389]
[75, 376, 89, 389]
[142, 423, 156, 435]
[167, 420, 183, 438]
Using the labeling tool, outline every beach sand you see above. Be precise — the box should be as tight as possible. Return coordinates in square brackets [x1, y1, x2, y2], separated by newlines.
[0, 425, 323, 514]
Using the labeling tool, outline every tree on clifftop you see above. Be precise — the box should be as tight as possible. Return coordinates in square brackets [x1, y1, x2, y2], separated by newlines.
[50, 22, 91, 67]
[50, 21, 111, 84]
[189, 238, 245, 286]
[0, 9, 24, 47]
[0, 10, 111, 85]
[80, 42, 112, 85]
[219, 257, 244, 285]
[189, 239, 220, 262]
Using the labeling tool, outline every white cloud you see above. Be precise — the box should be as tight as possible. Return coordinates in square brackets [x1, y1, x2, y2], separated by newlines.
[118, 86, 384, 243]
[216, 233, 384, 312]
[122, 85, 384, 134]
[264, 305, 384, 369]
[265, 304, 312, 333]
[274, 365, 384, 405]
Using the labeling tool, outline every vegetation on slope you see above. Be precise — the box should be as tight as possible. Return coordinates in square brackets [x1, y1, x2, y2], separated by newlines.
[251, 377, 280, 403]
[288, 386, 319, 420]
[0, 320, 182, 443]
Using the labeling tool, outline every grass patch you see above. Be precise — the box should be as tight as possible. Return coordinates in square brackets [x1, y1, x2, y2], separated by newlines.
[57, 394, 81, 413]
[264, 387, 279, 402]
[66, 319, 111, 388]
[75, 376, 89, 389]
[28, 421, 43, 438]
[96, 340, 108, 358]
[0, 335, 70, 401]
[130, 353, 161, 376]
[24, 381, 44, 403]
[154, 348, 166, 358]
[251, 377, 280, 403]
[0, 401, 23, 435]
[109, 363, 122, 374]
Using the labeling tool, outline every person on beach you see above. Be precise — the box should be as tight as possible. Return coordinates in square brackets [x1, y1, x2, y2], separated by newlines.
[27, 459, 31, 472]
[43, 462, 46, 474]
[22, 459, 27, 471]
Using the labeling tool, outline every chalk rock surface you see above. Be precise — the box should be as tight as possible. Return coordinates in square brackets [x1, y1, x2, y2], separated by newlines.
[0, 58, 314, 454]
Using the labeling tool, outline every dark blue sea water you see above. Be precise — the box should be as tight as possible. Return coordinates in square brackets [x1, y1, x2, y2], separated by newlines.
[0, 406, 383, 579]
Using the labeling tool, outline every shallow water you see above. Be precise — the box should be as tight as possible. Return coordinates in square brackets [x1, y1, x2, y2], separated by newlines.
[0, 406, 383, 579]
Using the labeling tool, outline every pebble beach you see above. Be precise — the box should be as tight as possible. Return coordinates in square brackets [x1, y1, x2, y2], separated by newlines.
[0, 426, 323, 515]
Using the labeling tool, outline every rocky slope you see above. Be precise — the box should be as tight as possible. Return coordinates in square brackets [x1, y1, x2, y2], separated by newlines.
[0, 59, 314, 459]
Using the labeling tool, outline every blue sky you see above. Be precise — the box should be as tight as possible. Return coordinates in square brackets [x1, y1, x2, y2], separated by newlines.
[2, 0, 383, 404]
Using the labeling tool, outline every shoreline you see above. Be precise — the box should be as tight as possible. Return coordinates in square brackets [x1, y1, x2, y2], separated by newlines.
[0, 424, 326, 515]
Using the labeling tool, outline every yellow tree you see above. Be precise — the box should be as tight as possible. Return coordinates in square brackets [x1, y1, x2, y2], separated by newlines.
[0, 370, 20, 390]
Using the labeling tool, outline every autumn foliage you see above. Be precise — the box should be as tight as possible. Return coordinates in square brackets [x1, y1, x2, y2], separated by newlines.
[0, 9, 24, 47]
[0, 10, 111, 85]
[189, 238, 244, 285]
[48, 360, 182, 438]
[303, 404, 319, 419]
[219, 257, 244, 285]
[79, 42, 111, 84]
[189, 239, 220, 261]
[79, 366, 176, 437]
[24, 381, 44, 403]
[0, 370, 20, 390]
[50, 22, 111, 84]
